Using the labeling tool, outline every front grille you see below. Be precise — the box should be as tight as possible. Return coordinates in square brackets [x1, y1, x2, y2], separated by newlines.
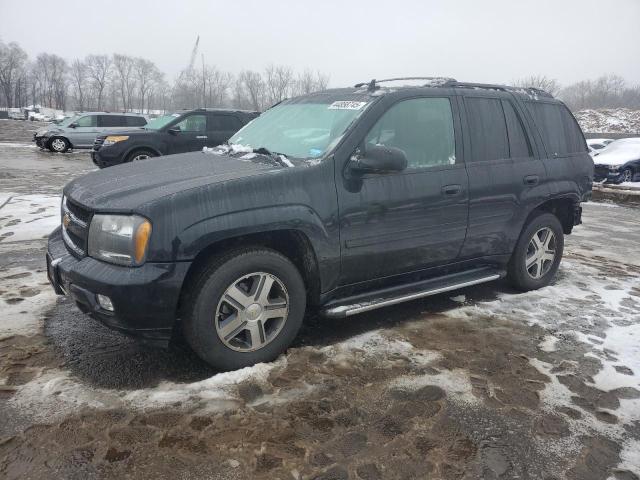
[93, 135, 106, 151]
[62, 197, 92, 257]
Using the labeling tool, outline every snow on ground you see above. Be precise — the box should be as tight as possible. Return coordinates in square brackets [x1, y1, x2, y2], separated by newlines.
[575, 108, 640, 134]
[0, 193, 61, 242]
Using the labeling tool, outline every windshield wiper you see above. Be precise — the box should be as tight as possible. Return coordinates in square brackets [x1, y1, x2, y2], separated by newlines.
[253, 147, 293, 167]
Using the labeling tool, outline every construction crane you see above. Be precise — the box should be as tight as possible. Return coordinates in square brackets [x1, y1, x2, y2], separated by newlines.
[186, 35, 200, 76]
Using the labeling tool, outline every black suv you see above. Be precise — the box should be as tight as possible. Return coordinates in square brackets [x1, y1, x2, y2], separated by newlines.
[47, 78, 593, 370]
[91, 108, 259, 168]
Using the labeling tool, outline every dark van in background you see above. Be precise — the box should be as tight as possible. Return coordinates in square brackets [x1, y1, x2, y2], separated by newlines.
[47, 77, 593, 370]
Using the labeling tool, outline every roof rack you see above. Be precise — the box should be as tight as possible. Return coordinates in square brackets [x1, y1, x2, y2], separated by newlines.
[442, 80, 554, 98]
[354, 77, 457, 91]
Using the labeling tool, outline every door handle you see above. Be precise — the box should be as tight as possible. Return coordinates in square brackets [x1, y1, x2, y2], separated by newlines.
[523, 175, 539, 186]
[196, 135, 208, 139]
[441, 184, 462, 196]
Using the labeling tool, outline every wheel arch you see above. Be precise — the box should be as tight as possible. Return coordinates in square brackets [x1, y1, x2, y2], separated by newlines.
[124, 145, 162, 160]
[526, 195, 579, 235]
[176, 228, 322, 320]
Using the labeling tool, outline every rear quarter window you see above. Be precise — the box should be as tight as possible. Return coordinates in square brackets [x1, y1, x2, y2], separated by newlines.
[526, 102, 586, 156]
[126, 116, 147, 127]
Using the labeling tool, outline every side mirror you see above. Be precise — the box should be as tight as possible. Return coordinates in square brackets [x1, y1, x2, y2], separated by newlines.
[168, 127, 180, 135]
[69, 123, 77, 128]
[350, 145, 407, 174]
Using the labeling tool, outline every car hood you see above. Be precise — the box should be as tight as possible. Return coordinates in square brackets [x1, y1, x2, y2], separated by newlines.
[64, 151, 280, 210]
[37, 126, 60, 135]
[593, 144, 640, 166]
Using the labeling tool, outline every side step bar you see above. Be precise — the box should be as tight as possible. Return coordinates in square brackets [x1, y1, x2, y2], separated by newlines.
[321, 269, 504, 319]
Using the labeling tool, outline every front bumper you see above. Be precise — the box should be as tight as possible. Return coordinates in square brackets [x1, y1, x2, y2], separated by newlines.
[47, 226, 191, 341]
[91, 144, 127, 168]
[594, 165, 624, 183]
[34, 134, 49, 148]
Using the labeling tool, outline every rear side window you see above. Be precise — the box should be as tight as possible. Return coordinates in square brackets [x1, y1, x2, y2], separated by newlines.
[99, 115, 127, 127]
[501, 100, 532, 158]
[465, 97, 509, 162]
[209, 115, 241, 131]
[126, 116, 147, 127]
[527, 102, 586, 156]
[365, 97, 456, 169]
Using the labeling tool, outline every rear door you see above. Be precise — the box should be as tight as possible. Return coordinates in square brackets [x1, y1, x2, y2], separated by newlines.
[458, 94, 547, 258]
[206, 113, 242, 147]
[336, 95, 469, 285]
[166, 113, 208, 154]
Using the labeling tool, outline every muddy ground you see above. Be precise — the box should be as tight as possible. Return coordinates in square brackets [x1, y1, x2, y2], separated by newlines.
[0, 120, 639, 479]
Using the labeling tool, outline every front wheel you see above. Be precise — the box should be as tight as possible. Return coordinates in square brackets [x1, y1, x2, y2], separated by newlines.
[48, 137, 69, 153]
[508, 212, 564, 291]
[620, 168, 634, 183]
[182, 248, 306, 371]
[126, 149, 156, 163]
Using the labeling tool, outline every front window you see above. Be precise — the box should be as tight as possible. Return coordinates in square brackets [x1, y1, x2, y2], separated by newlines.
[75, 115, 97, 127]
[229, 94, 373, 159]
[144, 113, 182, 130]
[174, 114, 206, 132]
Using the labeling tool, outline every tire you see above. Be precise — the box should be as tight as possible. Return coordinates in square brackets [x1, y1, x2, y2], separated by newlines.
[507, 212, 564, 291]
[48, 137, 69, 153]
[125, 149, 156, 163]
[182, 247, 306, 371]
[621, 168, 634, 183]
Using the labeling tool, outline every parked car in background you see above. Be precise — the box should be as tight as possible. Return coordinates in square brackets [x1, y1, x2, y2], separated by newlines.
[34, 113, 148, 152]
[90, 108, 259, 168]
[47, 78, 592, 370]
[587, 138, 614, 152]
[593, 138, 640, 183]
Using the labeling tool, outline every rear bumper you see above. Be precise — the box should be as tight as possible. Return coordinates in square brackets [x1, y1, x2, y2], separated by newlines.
[47, 226, 191, 341]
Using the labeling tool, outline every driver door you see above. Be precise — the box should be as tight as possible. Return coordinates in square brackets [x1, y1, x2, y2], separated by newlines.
[68, 114, 99, 148]
[167, 114, 208, 154]
[336, 96, 469, 285]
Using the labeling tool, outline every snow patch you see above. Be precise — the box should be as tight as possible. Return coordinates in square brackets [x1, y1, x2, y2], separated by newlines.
[0, 193, 61, 242]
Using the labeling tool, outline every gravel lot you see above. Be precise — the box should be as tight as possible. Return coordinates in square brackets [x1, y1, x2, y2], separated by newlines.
[0, 119, 639, 480]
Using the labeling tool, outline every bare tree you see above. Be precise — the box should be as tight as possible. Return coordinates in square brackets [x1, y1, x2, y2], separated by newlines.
[265, 64, 293, 106]
[0, 40, 28, 107]
[291, 69, 329, 97]
[113, 54, 137, 111]
[238, 70, 265, 111]
[560, 74, 632, 111]
[85, 54, 111, 110]
[135, 58, 160, 113]
[512, 75, 561, 97]
[70, 59, 87, 111]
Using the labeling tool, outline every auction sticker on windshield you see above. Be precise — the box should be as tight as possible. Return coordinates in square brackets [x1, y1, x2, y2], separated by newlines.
[328, 101, 368, 110]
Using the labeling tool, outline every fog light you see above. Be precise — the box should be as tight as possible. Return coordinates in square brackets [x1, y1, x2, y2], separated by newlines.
[97, 294, 114, 312]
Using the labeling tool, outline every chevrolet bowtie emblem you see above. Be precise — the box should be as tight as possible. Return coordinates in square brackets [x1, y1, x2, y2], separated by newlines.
[63, 213, 71, 228]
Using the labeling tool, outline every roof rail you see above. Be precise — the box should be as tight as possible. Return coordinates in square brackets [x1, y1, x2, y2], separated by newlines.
[442, 80, 554, 98]
[354, 77, 457, 91]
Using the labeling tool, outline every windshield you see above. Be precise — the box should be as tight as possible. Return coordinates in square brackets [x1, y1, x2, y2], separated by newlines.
[57, 115, 79, 127]
[229, 95, 373, 159]
[145, 113, 181, 130]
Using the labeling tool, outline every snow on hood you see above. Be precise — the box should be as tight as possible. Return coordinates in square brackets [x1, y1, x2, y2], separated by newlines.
[592, 138, 640, 166]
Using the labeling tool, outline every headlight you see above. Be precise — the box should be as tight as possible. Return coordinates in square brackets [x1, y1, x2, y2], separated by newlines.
[102, 135, 129, 147]
[609, 165, 622, 172]
[88, 214, 152, 266]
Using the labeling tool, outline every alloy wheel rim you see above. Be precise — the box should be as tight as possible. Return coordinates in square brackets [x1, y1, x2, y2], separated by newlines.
[622, 170, 632, 182]
[215, 272, 289, 352]
[51, 139, 65, 151]
[133, 154, 150, 161]
[525, 227, 556, 279]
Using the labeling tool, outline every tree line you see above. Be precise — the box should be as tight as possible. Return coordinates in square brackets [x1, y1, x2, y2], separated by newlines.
[2, 39, 639, 113]
[0, 39, 329, 113]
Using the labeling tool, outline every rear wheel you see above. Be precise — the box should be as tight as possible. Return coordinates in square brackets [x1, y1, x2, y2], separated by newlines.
[182, 248, 306, 371]
[126, 149, 156, 162]
[48, 137, 69, 153]
[508, 212, 564, 291]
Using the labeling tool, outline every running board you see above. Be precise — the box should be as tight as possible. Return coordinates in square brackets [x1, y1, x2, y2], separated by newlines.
[321, 268, 504, 319]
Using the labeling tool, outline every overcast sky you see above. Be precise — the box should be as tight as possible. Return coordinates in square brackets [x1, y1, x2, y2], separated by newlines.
[2, 0, 639, 87]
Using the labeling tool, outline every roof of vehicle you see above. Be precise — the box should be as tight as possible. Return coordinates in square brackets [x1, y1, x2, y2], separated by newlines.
[74, 111, 146, 116]
[314, 77, 558, 102]
[587, 138, 614, 144]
